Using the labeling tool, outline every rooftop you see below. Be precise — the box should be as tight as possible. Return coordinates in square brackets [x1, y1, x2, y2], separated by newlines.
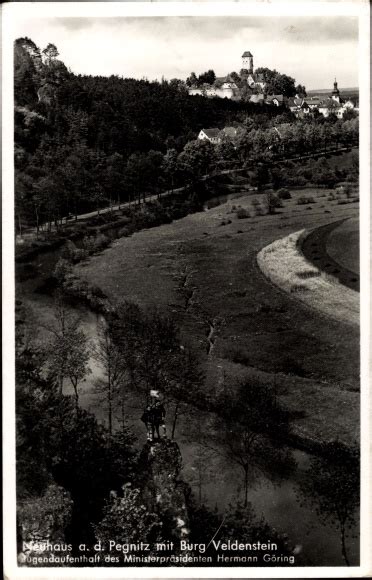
[200, 128, 221, 138]
[242, 51, 253, 57]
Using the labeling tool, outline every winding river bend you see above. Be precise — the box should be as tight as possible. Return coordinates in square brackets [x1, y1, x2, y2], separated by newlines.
[17, 189, 360, 566]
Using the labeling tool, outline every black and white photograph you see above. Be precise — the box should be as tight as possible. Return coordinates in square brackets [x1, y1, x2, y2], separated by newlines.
[2, 1, 371, 577]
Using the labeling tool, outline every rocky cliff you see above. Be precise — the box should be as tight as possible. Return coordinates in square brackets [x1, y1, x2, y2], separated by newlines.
[138, 439, 191, 547]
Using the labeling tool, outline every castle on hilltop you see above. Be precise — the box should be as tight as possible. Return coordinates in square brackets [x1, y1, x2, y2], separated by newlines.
[188, 50, 267, 100]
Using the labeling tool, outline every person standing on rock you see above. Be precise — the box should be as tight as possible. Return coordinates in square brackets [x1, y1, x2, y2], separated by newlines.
[141, 390, 167, 441]
[141, 403, 154, 442]
[152, 398, 167, 440]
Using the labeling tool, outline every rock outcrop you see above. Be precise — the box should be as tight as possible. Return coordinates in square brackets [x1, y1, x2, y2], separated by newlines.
[138, 439, 190, 545]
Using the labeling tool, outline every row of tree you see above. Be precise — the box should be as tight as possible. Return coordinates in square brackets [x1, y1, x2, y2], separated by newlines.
[15, 111, 358, 235]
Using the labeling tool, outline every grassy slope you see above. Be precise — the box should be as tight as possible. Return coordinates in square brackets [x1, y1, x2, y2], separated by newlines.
[75, 187, 360, 445]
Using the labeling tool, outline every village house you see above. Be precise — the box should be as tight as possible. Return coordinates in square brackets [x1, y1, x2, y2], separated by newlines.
[287, 97, 304, 115]
[189, 81, 239, 99]
[197, 125, 242, 144]
[197, 128, 222, 144]
[265, 94, 284, 106]
[286, 80, 358, 119]
[249, 94, 265, 105]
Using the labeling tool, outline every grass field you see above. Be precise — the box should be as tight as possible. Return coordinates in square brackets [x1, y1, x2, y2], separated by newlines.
[75, 182, 360, 446]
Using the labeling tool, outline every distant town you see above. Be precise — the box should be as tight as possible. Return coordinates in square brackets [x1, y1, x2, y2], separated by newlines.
[188, 51, 358, 124]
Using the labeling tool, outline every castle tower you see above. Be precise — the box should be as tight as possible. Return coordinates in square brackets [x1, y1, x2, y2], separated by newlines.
[242, 51, 253, 74]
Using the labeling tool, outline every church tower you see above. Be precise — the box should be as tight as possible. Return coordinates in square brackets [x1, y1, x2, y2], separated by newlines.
[331, 78, 340, 102]
[242, 51, 253, 74]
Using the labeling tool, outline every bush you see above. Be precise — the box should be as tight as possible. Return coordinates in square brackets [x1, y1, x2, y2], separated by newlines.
[267, 192, 283, 214]
[94, 233, 110, 252]
[255, 206, 266, 216]
[118, 226, 132, 237]
[297, 196, 315, 205]
[236, 208, 250, 219]
[70, 248, 88, 263]
[90, 285, 106, 299]
[277, 188, 292, 200]
[327, 192, 338, 201]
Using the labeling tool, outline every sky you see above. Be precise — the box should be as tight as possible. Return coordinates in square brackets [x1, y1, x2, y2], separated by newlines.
[11, 15, 358, 90]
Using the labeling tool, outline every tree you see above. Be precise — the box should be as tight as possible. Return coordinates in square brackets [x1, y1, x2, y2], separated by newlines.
[66, 328, 91, 409]
[297, 442, 359, 565]
[216, 139, 238, 165]
[103, 152, 126, 208]
[198, 69, 216, 85]
[162, 148, 178, 193]
[18, 484, 73, 547]
[44, 296, 90, 399]
[94, 484, 162, 552]
[49, 406, 136, 547]
[214, 378, 296, 507]
[295, 84, 307, 97]
[255, 67, 297, 97]
[14, 40, 40, 105]
[186, 72, 198, 87]
[229, 71, 240, 84]
[165, 347, 205, 439]
[93, 322, 128, 436]
[188, 497, 294, 564]
[125, 153, 149, 204]
[178, 139, 216, 185]
[251, 164, 270, 191]
[266, 191, 283, 214]
[42, 43, 59, 63]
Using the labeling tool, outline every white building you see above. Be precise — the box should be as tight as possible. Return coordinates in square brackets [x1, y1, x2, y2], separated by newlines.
[198, 128, 221, 144]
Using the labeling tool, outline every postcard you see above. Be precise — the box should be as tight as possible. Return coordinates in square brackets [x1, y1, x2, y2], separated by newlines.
[2, 1, 371, 578]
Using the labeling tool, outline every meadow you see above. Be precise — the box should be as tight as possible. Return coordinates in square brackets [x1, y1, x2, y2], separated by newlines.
[75, 182, 360, 447]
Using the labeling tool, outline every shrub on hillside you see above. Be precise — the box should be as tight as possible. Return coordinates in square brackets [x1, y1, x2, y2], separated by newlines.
[236, 208, 250, 219]
[277, 188, 292, 200]
[267, 192, 283, 214]
[94, 233, 111, 252]
[118, 226, 132, 237]
[297, 196, 315, 205]
[255, 206, 266, 216]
